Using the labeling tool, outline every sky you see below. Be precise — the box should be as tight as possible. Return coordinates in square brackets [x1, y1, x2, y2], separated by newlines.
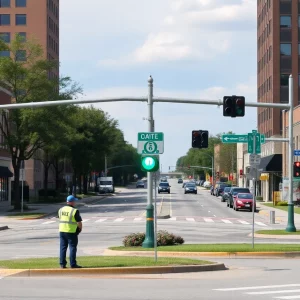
[60, 0, 257, 172]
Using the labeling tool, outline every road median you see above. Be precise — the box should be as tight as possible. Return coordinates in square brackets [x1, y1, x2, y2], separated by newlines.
[157, 195, 171, 219]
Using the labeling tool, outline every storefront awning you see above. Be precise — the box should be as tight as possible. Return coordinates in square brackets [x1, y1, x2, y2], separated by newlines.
[258, 154, 282, 172]
[0, 166, 13, 177]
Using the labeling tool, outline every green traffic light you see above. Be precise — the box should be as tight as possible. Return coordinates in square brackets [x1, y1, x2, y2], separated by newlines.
[141, 155, 159, 172]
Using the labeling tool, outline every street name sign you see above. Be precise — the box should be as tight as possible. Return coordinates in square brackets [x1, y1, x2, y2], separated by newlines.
[248, 130, 261, 154]
[261, 134, 265, 144]
[294, 150, 300, 156]
[222, 134, 248, 143]
[137, 132, 164, 154]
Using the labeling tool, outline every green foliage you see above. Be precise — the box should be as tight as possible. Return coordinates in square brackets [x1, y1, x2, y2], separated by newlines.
[277, 201, 288, 206]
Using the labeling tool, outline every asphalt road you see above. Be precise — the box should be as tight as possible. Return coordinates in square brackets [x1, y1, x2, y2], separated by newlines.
[1, 258, 300, 299]
[0, 179, 298, 260]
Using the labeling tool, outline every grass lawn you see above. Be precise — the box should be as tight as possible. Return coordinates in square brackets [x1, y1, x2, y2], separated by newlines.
[109, 244, 300, 252]
[262, 203, 300, 214]
[256, 230, 300, 235]
[0, 256, 212, 269]
[6, 212, 46, 219]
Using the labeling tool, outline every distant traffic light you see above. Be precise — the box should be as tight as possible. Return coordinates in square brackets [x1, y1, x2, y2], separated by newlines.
[239, 169, 243, 176]
[294, 162, 300, 177]
[223, 95, 245, 118]
[141, 155, 159, 172]
[191, 130, 209, 149]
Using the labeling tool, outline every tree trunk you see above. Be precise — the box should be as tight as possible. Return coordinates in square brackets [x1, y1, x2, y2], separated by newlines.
[12, 158, 21, 210]
[72, 169, 77, 196]
[83, 175, 88, 194]
[43, 163, 49, 200]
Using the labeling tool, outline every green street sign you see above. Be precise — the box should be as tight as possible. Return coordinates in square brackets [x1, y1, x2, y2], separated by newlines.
[137, 132, 164, 154]
[261, 134, 265, 144]
[222, 134, 248, 143]
[248, 131, 261, 154]
[141, 155, 159, 172]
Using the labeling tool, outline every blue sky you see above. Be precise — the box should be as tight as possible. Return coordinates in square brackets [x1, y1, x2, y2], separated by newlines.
[60, 0, 257, 172]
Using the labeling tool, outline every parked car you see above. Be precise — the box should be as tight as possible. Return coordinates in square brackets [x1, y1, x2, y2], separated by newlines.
[203, 181, 211, 188]
[233, 193, 255, 211]
[184, 182, 197, 194]
[158, 182, 170, 194]
[182, 182, 187, 188]
[160, 177, 168, 182]
[221, 186, 231, 202]
[227, 187, 251, 208]
[178, 178, 183, 184]
[136, 180, 145, 188]
[215, 183, 231, 197]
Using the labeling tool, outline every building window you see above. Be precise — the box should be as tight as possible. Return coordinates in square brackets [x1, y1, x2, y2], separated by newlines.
[298, 75, 300, 86]
[280, 16, 291, 28]
[15, 0, 26, 7]
[16, 50, 26, 61]
[15, 14, 26, 25]
[280, 43, 291, 55]
[0, 0, 10, 7]
[0, 14, 10, 25]
[280, 74, 289, 86]
[0, 32, 10, 43]
[16, 32, 26, 41]
[0, 50, 10, 57]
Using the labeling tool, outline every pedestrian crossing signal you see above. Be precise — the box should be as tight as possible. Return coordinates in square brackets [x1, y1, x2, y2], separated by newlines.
[141, 155, 159, 172]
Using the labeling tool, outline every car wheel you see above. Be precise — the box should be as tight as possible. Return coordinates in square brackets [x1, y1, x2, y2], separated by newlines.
[227, 201, 229, 207]
[168, 191, 170, 194]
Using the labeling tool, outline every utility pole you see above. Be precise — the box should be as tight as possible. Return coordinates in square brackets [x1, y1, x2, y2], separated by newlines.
[142, 76, 155, 248]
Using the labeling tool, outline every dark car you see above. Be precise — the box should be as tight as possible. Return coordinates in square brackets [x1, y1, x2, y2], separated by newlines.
[158, 182, 170, 194]
[227, 187, 251, 208]
[178, 178, 183, 184]
[182, 182, 187, 188]
[233, 193, 255, 211]
[221, 186, 231, 202]
[136, 180, 145, 188]
[184, 182, 197, 194]
[215, 183, 231, 197]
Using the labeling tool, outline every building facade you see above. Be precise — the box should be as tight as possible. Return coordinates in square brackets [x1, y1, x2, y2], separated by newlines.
[0, 0, 59, 196]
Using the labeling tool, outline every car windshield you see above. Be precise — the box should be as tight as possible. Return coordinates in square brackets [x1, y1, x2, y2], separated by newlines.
[232, 188, 250, 194]
[220, 184, 230, 189]
[159, 183, 169, 187]
[100, 181, 112, 185]
[137, 181, 143, 184]
[186, 183, 196, 187]
[238, 193, 253, 199]
[224, 187, 231, 192]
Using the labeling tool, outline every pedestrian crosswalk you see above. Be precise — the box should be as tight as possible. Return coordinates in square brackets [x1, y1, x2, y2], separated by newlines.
[36, 216, 268, 227]
[213, 284, 300, 299]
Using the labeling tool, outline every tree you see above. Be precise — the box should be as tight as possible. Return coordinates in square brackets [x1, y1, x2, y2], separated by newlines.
[0, 36, 80, 208]
[216, 144, 237, 176]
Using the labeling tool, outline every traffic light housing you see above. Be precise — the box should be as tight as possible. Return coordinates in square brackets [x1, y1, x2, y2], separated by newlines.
[294, 162, 300, 177]
[223, 95, 245, 118]
[141, 155, 159, 172]
[192, 130, 209, 148]
[239, 169, 243, 176]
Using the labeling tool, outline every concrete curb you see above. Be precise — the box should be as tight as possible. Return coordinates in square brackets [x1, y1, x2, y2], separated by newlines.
[104, 249, 300, 258]
[0, 226, 8, 231]
[157, 195, 171, 219]
[7, 263, 226, 277]
[252, 233, 300, 239]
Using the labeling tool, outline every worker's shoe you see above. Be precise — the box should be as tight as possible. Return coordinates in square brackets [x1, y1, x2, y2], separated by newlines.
[71, 265, 82, 269]
[60, 265, 67, 269]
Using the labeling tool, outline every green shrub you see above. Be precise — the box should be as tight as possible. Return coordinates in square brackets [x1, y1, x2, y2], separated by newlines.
[122, 230, 185, 247]
[277, 201, 288, 206]
[256, 196, 263, 201]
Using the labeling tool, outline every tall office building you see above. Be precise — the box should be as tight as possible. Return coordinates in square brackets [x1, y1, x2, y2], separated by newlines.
[257, 0, 298, 137]
[0, 0, 59, 196]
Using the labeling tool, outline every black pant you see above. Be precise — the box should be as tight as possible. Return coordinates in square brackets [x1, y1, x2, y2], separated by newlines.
[59, 232, 78, 267]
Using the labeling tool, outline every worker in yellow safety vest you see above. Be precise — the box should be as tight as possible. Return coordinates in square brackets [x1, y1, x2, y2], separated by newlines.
[58, 195, 83, 268]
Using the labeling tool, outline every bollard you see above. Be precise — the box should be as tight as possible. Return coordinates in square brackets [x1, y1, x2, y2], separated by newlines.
[270, 211, 275, 224]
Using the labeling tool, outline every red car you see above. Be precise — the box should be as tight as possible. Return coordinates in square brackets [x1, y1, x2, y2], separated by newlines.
[233, 193, 255, 211]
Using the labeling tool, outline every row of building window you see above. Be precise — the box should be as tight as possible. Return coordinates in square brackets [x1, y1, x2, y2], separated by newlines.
[258, 76, 272, 98]
[258, 0, 272, 27]
[48, 16, 58, 37]
[258, 46, 272, 73]
[258, 108, 272, 126]
[48, 34, 58, 55]
[47, 0, 58, 19]
[0, 31, 25, 42]
[0, 13, 26, 25]
[0, 0, 26, 8]
[0, 49, 26, 61]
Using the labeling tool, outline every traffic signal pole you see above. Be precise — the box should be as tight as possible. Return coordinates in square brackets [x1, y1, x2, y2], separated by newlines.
[142, 76, 155, 248]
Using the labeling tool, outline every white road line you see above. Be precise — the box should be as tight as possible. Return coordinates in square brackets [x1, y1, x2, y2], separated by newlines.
[204, 218, 214, 223]
[186, 218, 195, 222]
[114, 218, 125, 222]
[248, 289, 300, 295]
[221, 219, 232, 224]
[134, 217, 142, 221]
[213, 215, 217, 217]
[255, 221, 267, 226]
[275, 296, 300, 299]
[41, 221, 56, 225]
[169, 217, 176, 221]
[82, 219, 90, 223]
[214, 284, 300, 291]
[95, 219, 107, 223]
[237, 220, 250, 225]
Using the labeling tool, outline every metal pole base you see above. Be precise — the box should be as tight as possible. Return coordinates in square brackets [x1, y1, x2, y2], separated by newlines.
[286, 204, 297, 232]
[142, 204, 155, 248]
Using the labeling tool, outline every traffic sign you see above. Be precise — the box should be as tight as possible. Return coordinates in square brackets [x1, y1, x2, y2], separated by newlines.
[261, 134, 265, 144]
[295, 150, 300, 156]
[222, 134, 248, 143]
[249, 154, 261, 165]
[137, 132, 164, 154]
[248, 130, 261, 154]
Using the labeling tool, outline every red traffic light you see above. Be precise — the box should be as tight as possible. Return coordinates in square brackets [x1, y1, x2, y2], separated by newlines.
[239, 169, 243, 176]
[295, 162, 300, 167]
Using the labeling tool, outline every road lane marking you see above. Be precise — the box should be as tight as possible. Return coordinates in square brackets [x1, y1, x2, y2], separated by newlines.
[134, 217, 142, 221]
[214, 284, 300, 291]
[255, 221, 267, 226]
[221, 219, 232, 224]
[169, 193, 172, 216]
[275, 296, 300, 299]
[82, 219, 90, 223]
[213, 215, 217, 217]
[169, 217, 176, 221]
[237, 220, 250, 225]
[41, 221, 56, 225]
[186, 218, 195, 222]
[248, 289, 300, 295]
[114, 218, 125, 222]
[204, 218, 214, 223]
[95, 219, 107, 222]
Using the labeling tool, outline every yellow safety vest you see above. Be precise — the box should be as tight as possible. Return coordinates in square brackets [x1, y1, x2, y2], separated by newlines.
[58, 206, 78, 233]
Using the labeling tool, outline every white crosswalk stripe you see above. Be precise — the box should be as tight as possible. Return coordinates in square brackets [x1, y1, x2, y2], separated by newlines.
[95, 218, 107, 222]
[204, 218, 214, 223]
[237, 220, 250, 225]
[255, 221, 267, 226]
[41, 221, 56, 225]
[169, 217, 176, 221]
[186, 218, 195, 222]
[213, 284, 300, 300]
[114, 218, 125, 222]
[221, 219, 232, 224]
[133, 217, 142, 221]
[82, 219, 90, 223]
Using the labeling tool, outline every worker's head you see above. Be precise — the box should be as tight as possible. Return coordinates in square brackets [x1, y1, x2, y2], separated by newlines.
[66, 195, 78, 206]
